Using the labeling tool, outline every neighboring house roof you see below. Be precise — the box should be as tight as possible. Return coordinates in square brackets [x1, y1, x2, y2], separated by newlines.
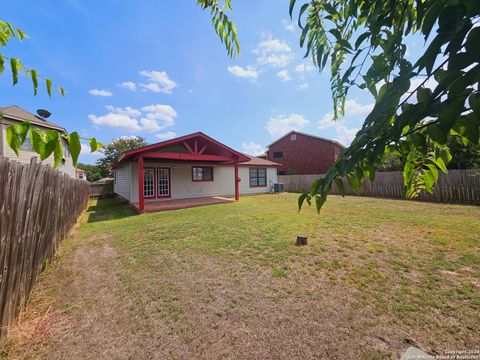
[240, 153, 280, 167]
[0, 105, 67, 133]
[266, 130, 345, 149]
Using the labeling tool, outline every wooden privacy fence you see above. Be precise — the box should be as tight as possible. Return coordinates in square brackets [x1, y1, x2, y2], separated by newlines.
[278, 169, 480, 205]
[89, 178, 114, 198]
[0, 157, 90, 340]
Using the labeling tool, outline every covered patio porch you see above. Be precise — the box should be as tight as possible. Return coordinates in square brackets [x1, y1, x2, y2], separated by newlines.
[132, 196, 235, 213]
[115, 132, 251, 213]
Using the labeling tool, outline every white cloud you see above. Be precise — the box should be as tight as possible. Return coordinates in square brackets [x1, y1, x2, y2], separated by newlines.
[227, 65, 259, 80]
[252, 36, 294, 68]
[295, 63, 315, 74]
[276, 70, 292, 82]
[281, 19, 295, 32]
[117, 81, 136, 91]
[141, 105, 177, 126]
[241, 142, 266, 156]
[155, 131, 177, 140]
[298, 83, 309, 91]
[266, 113, 309, 138]
[88, 104, 177, 133]
[105, 105, 141, 117]
[318, 99, 373, 145]
[89, 88, 113, 97]
[139, 70, 178, 94]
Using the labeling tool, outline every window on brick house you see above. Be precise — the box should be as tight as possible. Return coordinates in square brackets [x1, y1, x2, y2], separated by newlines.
[290, 133, 296, 140]
[273, 151, 283, 159]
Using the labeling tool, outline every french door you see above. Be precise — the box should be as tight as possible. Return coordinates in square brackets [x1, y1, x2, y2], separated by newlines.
[157, 168, 171, 198]
[143, 168, 155, 198]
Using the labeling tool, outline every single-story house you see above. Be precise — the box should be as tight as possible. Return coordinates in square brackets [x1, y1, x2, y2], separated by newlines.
[112, 132, 280, 212]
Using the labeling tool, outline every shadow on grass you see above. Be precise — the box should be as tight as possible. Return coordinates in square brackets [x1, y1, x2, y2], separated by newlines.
[87, 197, 138, 223]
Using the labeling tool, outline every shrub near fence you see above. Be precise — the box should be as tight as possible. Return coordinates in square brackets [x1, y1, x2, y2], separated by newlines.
[0, 157, 90, 340]
[278, 169, 480, 205]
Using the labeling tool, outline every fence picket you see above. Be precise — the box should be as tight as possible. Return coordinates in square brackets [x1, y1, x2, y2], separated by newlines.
[278, 169, 480, 205]
[0, 157, 90, 340]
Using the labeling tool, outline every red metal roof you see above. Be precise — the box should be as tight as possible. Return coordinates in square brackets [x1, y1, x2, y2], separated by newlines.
[115, 132, 251, 166]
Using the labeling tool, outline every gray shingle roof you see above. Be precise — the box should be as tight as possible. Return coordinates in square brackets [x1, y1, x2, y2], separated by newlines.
[0, 105, 67, 133]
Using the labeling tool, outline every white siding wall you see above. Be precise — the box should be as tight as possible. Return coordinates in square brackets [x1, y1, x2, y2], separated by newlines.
[114, 163, 131, 201]
[121, 161, 277, 203]
[0, 120, 76, 178]
[239, 166, 277, 195]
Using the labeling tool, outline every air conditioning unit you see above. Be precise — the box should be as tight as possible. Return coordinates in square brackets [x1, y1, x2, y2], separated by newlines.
[274, 183, 285, 193]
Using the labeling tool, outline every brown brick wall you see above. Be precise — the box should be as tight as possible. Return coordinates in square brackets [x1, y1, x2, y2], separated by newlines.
[266, 133, 343, 175]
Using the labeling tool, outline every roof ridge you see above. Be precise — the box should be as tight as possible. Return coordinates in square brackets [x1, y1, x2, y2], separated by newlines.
[266, 130, 345, 148]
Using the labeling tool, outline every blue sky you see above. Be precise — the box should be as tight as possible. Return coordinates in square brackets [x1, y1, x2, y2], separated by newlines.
[2, 0, 412, 163]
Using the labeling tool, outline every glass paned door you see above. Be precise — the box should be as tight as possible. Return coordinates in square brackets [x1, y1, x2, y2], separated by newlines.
[143, 169, 155, 198]
[157, 168, 170, 197]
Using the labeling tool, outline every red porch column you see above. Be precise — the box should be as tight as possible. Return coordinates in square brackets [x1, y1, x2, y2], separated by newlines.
[138, 156, 145, 213]
[234, 159, 239, 201]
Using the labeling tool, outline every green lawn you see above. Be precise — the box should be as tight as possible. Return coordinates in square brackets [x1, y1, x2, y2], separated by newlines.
[3, 194, 480, 359]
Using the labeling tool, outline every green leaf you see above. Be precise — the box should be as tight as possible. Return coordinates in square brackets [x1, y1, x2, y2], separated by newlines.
[30, 128, 45, 154]
[53, 137, 63, 168]
[298, 192, 308, 211]
[16, 28, 25, 40]
[465, 27, 480, 60]
[88, 138, 99, 152]
[334, 177, 345, 196]
[427, 124, 448, 145]
[452, 114, 479, 144]
[6, 122, 30, 156]
[417, 87, 432, 103]
[345, 173, 361, 194]
[10, 58, 18, 85]
[310, 178, 320, 195]
[355, 32, 370, 49]
[68, 132, 81, 166]
[289, 0, 297, 19]
[39, 130, 59, 160]
[469, 93, 480, 118]
[297, 3, 309, 28]
[57, 86, 65, 96]
[0, 53, 4, 75]
[46, 78, 52, 97]
[31, 69, 38, 95]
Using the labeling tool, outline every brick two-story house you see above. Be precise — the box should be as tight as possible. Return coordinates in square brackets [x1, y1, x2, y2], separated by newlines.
[265, 130, 344, 175]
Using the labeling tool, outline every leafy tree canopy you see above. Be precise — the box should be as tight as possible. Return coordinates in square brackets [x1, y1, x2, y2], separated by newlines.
[200, 0, 480, 211]
[287, 0, 480, 210]
[77, 163, 104, 182]
[96, 137, 148, 177]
